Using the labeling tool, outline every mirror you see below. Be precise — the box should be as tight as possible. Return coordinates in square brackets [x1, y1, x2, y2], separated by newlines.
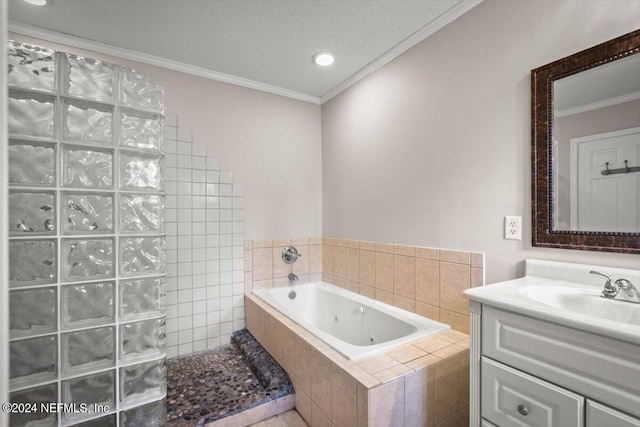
[532, 29, 640, 253]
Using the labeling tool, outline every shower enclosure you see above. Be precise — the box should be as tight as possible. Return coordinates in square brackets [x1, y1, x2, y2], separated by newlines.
[7, 41, 167, 426]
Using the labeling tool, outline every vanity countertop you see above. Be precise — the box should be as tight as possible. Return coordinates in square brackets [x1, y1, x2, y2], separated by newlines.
[464, 259, 640, 345]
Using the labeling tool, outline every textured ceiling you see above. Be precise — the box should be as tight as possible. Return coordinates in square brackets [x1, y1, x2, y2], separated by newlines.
[8, 0, 474, 100]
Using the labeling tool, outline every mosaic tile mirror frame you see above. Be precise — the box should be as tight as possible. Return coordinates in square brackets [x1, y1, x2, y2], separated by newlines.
[7, 40, 167, 427]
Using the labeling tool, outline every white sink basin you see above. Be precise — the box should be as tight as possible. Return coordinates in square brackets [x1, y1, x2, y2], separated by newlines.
[465, 260, 640, 345]
[519, 285, 640, 325]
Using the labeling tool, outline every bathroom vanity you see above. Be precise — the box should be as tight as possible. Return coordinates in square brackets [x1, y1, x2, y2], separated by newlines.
[464, 260, 640, 427]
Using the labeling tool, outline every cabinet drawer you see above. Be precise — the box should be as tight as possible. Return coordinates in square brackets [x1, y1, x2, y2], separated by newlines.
[587, 400, 640, 427]
[481, 357, 583, 427]
[481, 419, 498, 427]
[482, 306, 640, 417]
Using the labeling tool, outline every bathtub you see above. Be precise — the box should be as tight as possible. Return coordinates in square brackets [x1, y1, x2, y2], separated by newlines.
[252, 281, 449, 360]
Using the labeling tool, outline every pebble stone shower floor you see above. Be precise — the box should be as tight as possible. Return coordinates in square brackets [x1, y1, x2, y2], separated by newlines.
[166, 329, 294, 427]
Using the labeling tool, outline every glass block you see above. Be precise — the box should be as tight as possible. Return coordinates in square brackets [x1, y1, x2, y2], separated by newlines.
[120, 318, 166, 362]
[119, 151, 164, 191]
[64, 101, 113, 144]
[10, 383, 57, 427]
[65, 53, 114, 102]
[9, 190, 56, 235]
[120, 110, 164, 151]
[62, 281, 114, 329]
[9, 240, 56, 287]
[119, 67, 164, 112]
[62, 327, 115, 375]
[71, 414, 116, 427]
[63, 146, 113, 188]
[63, 238, 114, 282]
[120, 277, 166, 320]
[10, 335, 57, 388]
[120, 194, 164, 233]
[120, 398, 166, 427]
[8, 141, 56, 186]
[119, 359, 166, 405]
[63, 192, 114, 234]
[120, 237, 165, 276]
[9, 93, 55, 139]
[8, 41, 55, 92]
[9, 287, 57, 339]
[62, 370, 115, 422]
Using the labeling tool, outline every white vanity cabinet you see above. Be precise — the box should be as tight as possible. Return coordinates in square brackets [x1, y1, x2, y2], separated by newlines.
[469, 303, 640, 427]
[587, 401, 640, 427]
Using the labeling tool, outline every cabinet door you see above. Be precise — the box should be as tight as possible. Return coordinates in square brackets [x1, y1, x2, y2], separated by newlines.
[587, 401, 640, 427]
[482, 306, 640, 418]
[481, 357, 583, 427]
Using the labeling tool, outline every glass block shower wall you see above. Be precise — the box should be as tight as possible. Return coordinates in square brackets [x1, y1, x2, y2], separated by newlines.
[7, 41, 167, 426]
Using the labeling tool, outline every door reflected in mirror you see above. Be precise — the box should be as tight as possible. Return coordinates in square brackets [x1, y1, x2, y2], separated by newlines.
[552, 53, 640, 233]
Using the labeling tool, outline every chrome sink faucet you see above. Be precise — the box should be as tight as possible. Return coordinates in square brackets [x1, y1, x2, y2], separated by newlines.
[590, 271, 640, 304]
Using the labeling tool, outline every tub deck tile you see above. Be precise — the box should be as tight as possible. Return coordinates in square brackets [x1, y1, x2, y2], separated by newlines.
[356, 353, 400, 375]
[372, 364, 414, 384]
[432, 344, 466, 360]
[344, 364, 381, 389]
[437, 330, 469, 344]
[386, 344, 428, 364]
[405, 354, 441, 372]
[412, 336, 452, 354]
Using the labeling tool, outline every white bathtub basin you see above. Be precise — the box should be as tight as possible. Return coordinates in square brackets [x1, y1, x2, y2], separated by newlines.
[252, 281, 449, 360]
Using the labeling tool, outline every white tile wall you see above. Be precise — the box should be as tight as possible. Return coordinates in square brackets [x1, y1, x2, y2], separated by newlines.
[164, 113, 245, 358]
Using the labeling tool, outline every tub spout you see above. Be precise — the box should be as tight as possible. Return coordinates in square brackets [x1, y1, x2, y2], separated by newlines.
[288, 273, 298, 281]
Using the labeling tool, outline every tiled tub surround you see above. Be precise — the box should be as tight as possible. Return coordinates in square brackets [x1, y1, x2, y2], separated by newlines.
[321, 238, 485, 334]
[8, 41, 166, 426]
[163, 116, 246, 358]
[246, 294, 470, 427]
[244, 238, 324, 292]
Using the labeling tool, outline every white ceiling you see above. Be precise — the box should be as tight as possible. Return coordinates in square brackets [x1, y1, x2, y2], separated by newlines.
[8, 0, 481, 103]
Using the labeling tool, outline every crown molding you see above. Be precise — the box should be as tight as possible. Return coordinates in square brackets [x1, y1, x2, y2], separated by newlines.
[320, 0, 483, 104]
[8, 21, 322, 105]
[554, 90, 640, 117]
[10, 0, 482, 106]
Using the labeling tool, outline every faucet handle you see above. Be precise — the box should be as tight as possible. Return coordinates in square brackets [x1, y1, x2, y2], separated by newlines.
[590, 270, 612, 284]
[282, 246, 302, 264]
[615, 279, 635, 291]
[614, 279, 640, 303]
[591, 271, 618, 298]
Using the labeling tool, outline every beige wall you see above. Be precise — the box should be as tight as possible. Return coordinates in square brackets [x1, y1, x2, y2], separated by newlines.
[321, 0, 640, 284]
[8, 32, 323, 241]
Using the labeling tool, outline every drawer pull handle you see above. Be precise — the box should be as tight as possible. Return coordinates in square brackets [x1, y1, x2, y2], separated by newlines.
[517, 404, 529, 416]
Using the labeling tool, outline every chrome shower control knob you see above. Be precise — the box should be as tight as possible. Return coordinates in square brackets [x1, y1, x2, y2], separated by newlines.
[517, 404, 529, 416]
[282, 246, 302, 264]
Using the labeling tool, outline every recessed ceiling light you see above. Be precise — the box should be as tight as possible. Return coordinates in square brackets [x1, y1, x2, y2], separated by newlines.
[313, 52, 335, 66]
[24, 0, 51, 6]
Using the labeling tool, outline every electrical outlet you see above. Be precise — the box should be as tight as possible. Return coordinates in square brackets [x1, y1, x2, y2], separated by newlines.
[504, 216, 522, 240]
